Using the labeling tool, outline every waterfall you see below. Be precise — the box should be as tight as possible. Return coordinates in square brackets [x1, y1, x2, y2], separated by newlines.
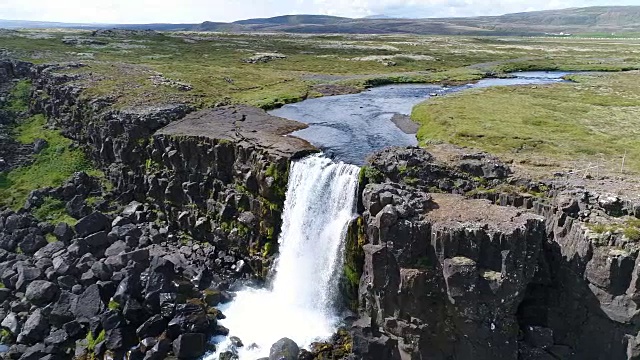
[208, 153, 360, 359]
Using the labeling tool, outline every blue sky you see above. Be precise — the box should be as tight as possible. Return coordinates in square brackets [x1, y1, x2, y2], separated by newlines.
[0, 0, 638, 24]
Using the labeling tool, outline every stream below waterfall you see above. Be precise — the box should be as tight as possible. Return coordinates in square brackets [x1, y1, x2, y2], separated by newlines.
[207, 71, 571, 359]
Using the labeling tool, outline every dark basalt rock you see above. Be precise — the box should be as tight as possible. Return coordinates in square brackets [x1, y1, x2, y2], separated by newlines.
[50, 291, 77, 327]
[105, 326, 136, 350]
[44, 328, 69, 346]
[75, 212, 110, 238]
[66, 195, 92, 219]
[15, 266, 42, 291]
[63, 320, 83, 338]
[136, 314, 167, 339]
[350, 146, 640, 360]
[269, 337, 300, 360]
[166, 302, 211, 339]
[122, 298, 147, 326]
[53, 222, 75, 243]
[24, 280, 57, 306]
[172, 333, 206, 359]
[1, 312, 21, 335]
[17, 342, 46, 360]
[73, 284, 104, 319]
[18, 233, 47, 255]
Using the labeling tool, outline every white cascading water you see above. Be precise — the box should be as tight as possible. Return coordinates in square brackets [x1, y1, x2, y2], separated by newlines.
[208, 153, 360, 359]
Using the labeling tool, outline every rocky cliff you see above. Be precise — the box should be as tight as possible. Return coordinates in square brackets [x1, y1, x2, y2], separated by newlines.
[27, 62, 317, 277]
[353, 147, 640, 360]
[0, 58, 317, 360]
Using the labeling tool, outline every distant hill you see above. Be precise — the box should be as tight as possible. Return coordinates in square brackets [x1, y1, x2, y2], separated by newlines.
[0, 19, 99, 29]
[0, 19, 194, 31]
[2, 6, 640, 35]
[191, 6, 640, 35]
[234, 15, 347, 26]
[364, 15, 394, 19]
[447, 6, 640, 34]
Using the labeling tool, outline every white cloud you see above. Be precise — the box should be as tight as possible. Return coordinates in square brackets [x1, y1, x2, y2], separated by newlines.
[0, 0, 635, 24]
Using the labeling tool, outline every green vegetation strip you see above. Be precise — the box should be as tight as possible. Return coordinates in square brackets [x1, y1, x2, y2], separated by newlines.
[412, 71, 640, 173]
[0, 114, 101, 211]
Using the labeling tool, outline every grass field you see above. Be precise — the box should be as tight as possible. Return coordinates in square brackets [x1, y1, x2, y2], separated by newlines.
[0, 113, 102, 210]
[413, 71, 640, 175]
[1, 29, 640, 186]
[3, 30, 640, 110]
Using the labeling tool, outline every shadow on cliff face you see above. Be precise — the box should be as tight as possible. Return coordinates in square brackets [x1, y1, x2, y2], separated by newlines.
[517, 236, 638, 360]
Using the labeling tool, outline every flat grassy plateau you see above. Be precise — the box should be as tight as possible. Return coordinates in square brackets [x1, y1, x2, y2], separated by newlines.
[0, 29, 639, 203]
[413, 71, 640, 175]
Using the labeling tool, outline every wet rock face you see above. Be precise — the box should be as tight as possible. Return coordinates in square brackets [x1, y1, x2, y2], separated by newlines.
[359, 181, 545, 359]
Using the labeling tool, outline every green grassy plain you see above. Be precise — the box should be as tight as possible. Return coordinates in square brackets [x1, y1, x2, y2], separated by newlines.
[413, 71, 640, 174]
[1, 29, 640, 186]
[3, 31, 640, 109]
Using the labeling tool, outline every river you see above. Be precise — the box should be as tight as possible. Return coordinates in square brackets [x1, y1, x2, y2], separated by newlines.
[270, 71, 570, 165]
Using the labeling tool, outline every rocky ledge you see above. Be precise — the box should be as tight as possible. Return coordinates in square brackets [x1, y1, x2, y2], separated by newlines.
[0, 59, 321, 360]
[156, 105, 316, 158]
[359, 184, 544, 359]
[347, 146, 640, 360]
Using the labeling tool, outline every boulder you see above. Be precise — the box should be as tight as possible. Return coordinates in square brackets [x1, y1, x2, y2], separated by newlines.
[105, 327, 136, 350]
[33, 241, 65, 260]
[18, 232, 47, 255]
[17, 309, 48, 344]
[85, 231, 109, 251]
[32, 139, 48, 153]
[167, 303, 210, 338]
[53, 222, 75, 243]
[63, 320, 83, 338]
[44, 328, 69, 346]
[75, 212, 110, 237]
[72, 284, 104, 319]
[102, 310, 125, 331]
[1, 312, 20, 335]
[123, 298, 147, 326]
[15, 266, 42, 291]
[122, 201, 143, 217]
[172, 333, 206, 359]
[66, 195, 91, 219]
[136, 314, 167, 339]
[17, 342, 46, 360]
[25, 280, 58, 305]
[105, 240, 127, 257]
[50, 291, 77, 327]
[269, 338, 299, 360]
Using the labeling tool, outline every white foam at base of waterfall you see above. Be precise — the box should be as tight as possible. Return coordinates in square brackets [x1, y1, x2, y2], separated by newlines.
[206, 153, 360, 359]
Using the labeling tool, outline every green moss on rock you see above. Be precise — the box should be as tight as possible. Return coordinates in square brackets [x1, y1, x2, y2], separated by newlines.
[341, 216, 366, 311]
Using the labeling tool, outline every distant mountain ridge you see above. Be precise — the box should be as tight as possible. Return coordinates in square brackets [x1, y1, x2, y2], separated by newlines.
[2, 6, 640, 35]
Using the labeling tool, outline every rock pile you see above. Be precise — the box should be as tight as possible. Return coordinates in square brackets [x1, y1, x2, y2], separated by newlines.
[0, 186, 242, 359]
